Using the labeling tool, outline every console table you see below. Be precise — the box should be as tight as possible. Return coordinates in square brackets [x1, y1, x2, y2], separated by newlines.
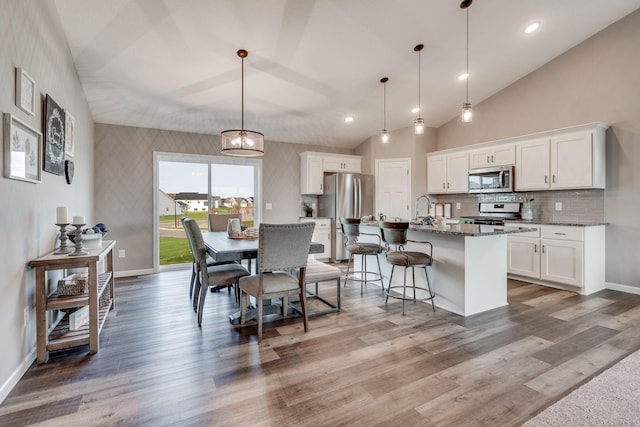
[29, 240, 116, 363]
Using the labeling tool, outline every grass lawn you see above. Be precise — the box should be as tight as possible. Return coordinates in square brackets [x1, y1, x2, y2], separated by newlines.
[159, 236, 191, 265]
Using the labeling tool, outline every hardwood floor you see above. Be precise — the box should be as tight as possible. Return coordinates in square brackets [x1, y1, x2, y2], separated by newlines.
[2, 268, 640, 426]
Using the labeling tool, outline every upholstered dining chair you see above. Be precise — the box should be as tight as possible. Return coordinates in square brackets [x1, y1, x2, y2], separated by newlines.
[209, 213, 242, 232]
[182, 217, 237, 306]
[238, 222, 315, 343]
[184, 218, 250, 326]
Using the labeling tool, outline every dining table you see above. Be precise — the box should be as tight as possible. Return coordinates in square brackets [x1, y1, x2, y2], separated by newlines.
[201, 231, 325, 324]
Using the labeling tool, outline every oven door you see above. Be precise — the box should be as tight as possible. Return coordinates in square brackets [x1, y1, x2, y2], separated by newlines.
[468, 166, 513, 193]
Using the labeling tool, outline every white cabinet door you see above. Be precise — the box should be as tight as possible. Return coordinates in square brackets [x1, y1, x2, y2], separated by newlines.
[447, 152, 469, 193]
[508, 236, 540, 278]
[551, 131, 593, 189]
[300, 154, 324, 194]
[541, 239, 583, 286]
[468, 144, 515, 169]
[516, 138, 550, 190]
[323, 157, 361, 173]
[427, 154, 447, 193]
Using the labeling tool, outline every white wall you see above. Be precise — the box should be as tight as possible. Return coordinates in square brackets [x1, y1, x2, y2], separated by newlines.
[436, 8, 640, 289]
[0, 0, 94, 402]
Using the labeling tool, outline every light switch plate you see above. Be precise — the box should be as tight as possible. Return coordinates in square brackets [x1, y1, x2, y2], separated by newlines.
[265, 203, 273, 210]
[456, 202, 461, 209]
[555, 202, 562, 211]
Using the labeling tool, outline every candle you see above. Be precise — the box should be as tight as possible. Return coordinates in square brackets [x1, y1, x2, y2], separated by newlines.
[72, 215, 85, 225]
[56, 207, 68, 224]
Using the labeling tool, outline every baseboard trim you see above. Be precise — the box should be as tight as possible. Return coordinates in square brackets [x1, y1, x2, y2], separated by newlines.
[606, 282, 640, 295]
[114, 268, 155, 278]
[0, 348, 35, 404]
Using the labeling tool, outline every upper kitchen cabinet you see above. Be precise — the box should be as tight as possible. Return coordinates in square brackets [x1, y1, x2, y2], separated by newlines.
[516, 123, 608, 191]
[300, 152, 362, 194]
[468, 143, 515, 169]
[427, 151, 469, 194]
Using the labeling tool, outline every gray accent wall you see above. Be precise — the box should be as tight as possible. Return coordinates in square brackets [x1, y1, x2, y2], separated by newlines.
[94, 123, 352, 273]
[436, 9, 640, 289]
[0, 0, 94, 400]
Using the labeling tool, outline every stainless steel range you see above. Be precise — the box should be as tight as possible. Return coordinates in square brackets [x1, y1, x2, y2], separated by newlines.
[459, 202, 521, 225]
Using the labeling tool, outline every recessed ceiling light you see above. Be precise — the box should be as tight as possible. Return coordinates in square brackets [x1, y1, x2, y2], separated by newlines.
[411, 107, 420, 114]
[458, 72, 469, 81]
[524, 21, 540, 34]
[344, 116, 354, 123]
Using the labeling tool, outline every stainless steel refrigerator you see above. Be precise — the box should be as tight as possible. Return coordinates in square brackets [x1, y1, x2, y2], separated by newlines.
[318, 173, 375, 262]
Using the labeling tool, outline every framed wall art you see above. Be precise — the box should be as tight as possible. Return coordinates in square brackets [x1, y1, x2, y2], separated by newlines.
[65, 112, 75, 157]
[15, 67, 36, 116]
[44, 94, 65, 175]
[3, 113, 42, 183]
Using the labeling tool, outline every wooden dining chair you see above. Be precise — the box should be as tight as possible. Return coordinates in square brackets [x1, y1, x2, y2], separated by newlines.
[238, 222, 315, 343]
[184, 218, 250, 326]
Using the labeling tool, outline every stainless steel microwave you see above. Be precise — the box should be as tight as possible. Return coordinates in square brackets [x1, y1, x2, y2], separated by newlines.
[468, 166, 514, 193]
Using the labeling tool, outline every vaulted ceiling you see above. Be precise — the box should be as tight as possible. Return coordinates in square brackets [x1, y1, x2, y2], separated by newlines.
[54, 0, 640, 148]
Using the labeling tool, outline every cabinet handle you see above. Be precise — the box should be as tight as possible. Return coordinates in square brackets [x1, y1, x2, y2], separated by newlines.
[534, 244, 538, 253]
[328, 233, 331, 240]
[487, 155, 490, 163]
[447, 182, 450, 189]
[491, 155, 495, 163]
[320, 183, 323, 190]
[552, 175, 556, 183]
[553, 232, 566, 235]
[542, 245, 545, 254]
[544, 175, 548, 184]
[442, 182, 446, 189]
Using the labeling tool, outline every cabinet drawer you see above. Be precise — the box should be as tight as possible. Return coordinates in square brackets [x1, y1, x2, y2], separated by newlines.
[505, 223, 540, 238]
[541, 225, 584, 241]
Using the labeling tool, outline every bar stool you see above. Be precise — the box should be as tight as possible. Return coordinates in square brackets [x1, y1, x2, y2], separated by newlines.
[378, 221, 435, 315]
[339, 218, 384, 294]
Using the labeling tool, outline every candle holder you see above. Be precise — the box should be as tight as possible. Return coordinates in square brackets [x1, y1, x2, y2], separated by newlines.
[69, 224, 88, 256]
[53, 223, 72, 255]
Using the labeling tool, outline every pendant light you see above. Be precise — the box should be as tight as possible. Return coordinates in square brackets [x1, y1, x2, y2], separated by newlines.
[380, 77, 389, 143]
[221, 49, 265, 157]
[461, 0, 473, 122]
[413, 44, 425, 134]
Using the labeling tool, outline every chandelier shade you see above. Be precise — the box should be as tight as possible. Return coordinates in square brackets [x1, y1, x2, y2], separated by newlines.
[221, 49, 265, 157]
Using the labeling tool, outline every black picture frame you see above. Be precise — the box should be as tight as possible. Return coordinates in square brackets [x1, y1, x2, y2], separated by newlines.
[43, 94, 65, 175]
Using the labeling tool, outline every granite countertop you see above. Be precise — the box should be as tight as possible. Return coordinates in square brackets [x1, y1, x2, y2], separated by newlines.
[408, 223, 539, 237]
[503, 220, 607, 227]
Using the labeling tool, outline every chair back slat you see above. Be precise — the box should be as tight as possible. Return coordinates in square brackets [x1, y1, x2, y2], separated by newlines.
[259, 223, 315, 272]
[379, 221, 409, 246]
[184, 218, 207, 266]
[181, 216, 196, 259]
[339, 217, 361, 238]
[209, 213, 242, 232]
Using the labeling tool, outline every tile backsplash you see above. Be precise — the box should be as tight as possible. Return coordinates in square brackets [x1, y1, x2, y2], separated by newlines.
[434, 189, 604, 223]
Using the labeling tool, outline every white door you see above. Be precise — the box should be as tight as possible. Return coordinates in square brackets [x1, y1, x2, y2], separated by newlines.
[375, 158, 411, 220]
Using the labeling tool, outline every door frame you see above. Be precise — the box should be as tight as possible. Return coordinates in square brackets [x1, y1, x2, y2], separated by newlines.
[153, 151, 262, 272]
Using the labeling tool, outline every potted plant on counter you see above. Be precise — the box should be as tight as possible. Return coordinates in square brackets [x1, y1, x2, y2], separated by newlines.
[303, 202, 314, 217]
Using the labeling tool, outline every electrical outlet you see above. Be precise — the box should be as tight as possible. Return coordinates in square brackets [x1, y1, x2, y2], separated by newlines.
[118, 249, 126, 258]
[555, 202, 562, 211]
[456, 202, 461, 209]
[23, 307, 29, 327]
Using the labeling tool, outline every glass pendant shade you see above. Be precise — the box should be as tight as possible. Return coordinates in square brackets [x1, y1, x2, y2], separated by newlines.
[414, 117, 425, 135]
[381, 130, 389, 143]
[221, 129, 265, 156]
[221, 49, 265, 157]
[414, 44, 424, 135]
[462, 103, 473, 122]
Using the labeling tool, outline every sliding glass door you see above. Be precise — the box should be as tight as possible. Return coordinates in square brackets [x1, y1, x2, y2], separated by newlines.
[154, 153, 261, 269]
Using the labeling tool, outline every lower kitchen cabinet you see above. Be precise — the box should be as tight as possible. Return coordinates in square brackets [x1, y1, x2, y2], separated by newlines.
[506, 223, 604, 294]
[300, 217, 332, 260]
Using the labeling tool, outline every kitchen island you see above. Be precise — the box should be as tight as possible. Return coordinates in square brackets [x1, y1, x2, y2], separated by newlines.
[357, 223, 537, 316]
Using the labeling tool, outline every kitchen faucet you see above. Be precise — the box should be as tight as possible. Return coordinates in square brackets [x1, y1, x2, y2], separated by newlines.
[415, 194, 433, 225]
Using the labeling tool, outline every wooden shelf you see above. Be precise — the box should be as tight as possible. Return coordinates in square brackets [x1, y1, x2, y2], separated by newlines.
[47, 272, 112, 310]
[30, 240, 116, 363]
